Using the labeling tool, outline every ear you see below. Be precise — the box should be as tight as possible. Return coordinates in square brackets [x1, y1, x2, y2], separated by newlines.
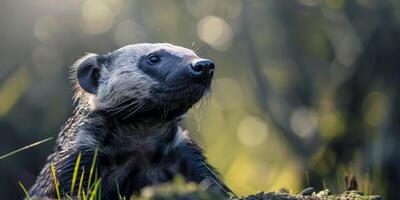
[76, 54, 101, 94]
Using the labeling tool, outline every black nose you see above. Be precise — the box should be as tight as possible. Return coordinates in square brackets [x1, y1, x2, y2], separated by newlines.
[187, 59, 215, 80]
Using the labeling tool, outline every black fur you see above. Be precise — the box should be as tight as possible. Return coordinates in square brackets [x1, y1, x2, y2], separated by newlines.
[28, 101, 232, 200]
[28, 44, 233, 199]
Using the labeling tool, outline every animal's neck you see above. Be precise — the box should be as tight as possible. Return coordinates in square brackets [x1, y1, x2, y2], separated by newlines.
[66, 102, 180, 154]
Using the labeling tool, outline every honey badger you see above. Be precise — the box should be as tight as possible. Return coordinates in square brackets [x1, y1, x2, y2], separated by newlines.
[28, 43, 233, 199]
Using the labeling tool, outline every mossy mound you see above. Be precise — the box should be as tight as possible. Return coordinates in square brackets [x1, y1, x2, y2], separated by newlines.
[242, 191, 381, 200]
[132, 182, 381, 200]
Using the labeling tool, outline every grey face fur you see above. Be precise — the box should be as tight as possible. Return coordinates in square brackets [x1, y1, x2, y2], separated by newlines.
[73, 43, 212, 121]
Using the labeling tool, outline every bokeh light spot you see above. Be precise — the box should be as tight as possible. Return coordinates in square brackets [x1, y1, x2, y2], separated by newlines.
[34, 16, 60, 44]
[290, 107, 318, 138]
[362, 91, 389, 127]
[197, 15, 233, 51]
[237, 116, 268, 147]
[81, 0, 114, 35]
[319, 111, 345, 140]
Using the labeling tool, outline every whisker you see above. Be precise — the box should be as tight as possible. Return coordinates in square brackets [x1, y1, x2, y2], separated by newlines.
[122, 102, 145, 120]
[111, 99, 141, 116]
[108, 97, 138, 111]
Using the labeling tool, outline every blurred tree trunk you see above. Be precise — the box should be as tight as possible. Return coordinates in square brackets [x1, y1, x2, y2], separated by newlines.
[241, 1, 400, 198]
[330, 5, 400, 199]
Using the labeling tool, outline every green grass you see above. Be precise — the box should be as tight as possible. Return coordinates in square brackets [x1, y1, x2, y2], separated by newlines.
[87, 147, 99, 195]
[71, 153, 82, 195]
[8, 139, 381, 200]
[50, 163, 61, 200]
[0, 137, 52, 160]
[18, 182, 32, 200]
[5, 139, 105, 200]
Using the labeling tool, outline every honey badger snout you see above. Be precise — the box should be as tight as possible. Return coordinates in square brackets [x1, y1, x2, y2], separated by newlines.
[163, 57, 215, 86]
[188, 59, 215, 80]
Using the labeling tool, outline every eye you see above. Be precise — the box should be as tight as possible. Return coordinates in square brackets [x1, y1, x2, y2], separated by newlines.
[147, 55, 161, 65]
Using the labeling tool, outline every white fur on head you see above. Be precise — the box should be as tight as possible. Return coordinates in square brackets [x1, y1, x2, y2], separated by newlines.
[71, 43, 197, 111]
[95, 63, 156, 111]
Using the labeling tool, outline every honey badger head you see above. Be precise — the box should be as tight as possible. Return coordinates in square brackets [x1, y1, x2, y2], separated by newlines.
[72, 43, 214, 121]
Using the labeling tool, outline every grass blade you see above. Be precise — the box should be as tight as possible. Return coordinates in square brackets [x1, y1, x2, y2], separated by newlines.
[97, 181, 102, 200]
[78, 167, 85, 199]
[89, 179, 101, 200]
[82, 189, 87, 200]
[65, 194, 74, 200]
[0, 137, 52, 160]
[50, 163, 61, 200]
[115, 180, 124, 200]
[18, 181, 32, 200]
[71, 153, 82, 195]
[87, 147, 98, 193]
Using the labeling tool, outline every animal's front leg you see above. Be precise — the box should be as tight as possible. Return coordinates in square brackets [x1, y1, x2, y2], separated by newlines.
[175, 141, 235, 198]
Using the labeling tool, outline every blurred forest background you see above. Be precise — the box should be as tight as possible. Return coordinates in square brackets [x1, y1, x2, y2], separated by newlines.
[0, 0, 399, 199]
